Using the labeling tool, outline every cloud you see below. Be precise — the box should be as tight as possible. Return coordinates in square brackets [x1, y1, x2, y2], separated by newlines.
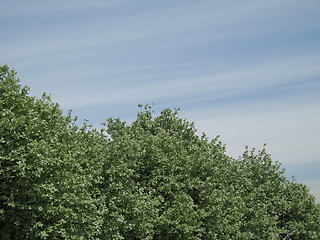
[3, 0, 318, 64]
[38, 53, 319, 110]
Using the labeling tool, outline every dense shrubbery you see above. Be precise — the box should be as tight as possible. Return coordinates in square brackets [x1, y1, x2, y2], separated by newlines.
[1, 65, 320, 239]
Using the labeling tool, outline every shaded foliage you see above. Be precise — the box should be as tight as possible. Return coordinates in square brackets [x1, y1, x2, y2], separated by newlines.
[1, 65, 320, 239]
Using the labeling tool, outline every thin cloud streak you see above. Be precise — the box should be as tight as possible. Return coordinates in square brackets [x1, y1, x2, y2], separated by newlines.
[47, 54, 320, 109]
[2, 0, 318, 63]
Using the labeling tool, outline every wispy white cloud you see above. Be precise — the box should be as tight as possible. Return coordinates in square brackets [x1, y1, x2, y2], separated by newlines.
[2, 0, 318, 63]
[43, 53, 319, 109]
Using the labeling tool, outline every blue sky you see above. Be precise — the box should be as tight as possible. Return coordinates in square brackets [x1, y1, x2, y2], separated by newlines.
[1, 0, 320, 202]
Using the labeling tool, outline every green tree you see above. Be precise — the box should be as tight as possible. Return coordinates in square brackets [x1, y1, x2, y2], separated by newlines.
[103, 105, 320, 239]
[0, 65, 105, 239]
[1, 65, 320, 239]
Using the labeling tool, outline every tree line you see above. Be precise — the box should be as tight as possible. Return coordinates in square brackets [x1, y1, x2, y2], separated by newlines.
[1, 65, 319, 239]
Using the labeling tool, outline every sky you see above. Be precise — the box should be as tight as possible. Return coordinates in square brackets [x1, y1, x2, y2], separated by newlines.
[1, 0, 320, 203]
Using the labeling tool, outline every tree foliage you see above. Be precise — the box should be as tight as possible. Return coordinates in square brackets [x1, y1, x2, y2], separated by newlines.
[1, 65, 320, 239]
[0, 65, 105, 239]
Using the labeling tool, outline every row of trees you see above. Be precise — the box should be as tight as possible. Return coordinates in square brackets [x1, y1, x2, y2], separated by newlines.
[1, 64, 320, 239]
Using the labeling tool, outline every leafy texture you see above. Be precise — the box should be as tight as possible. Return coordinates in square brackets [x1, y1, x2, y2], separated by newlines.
[1, 65, 320, 239]
[0, 65, 105, 239]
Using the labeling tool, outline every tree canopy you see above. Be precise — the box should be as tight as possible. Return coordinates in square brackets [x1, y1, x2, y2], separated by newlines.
[1, 65, 320, 239]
